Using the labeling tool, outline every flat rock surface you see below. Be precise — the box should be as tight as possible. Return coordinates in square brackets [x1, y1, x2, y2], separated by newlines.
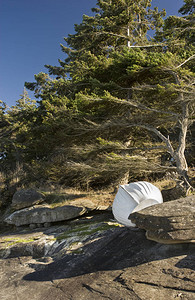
[0, 225, 195, 300]
[1, 194, 195, 300]
[5, 204, 87, 226]
[130, 195, 195, 243]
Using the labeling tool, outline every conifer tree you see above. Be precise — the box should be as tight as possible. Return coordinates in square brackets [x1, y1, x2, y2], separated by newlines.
[21, 1, 194, 190]
[0, 90, 37, 168]
[26, 0, 165, 100]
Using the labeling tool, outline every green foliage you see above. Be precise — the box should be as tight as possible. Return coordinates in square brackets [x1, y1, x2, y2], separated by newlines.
[179, 0, 195, 14]
[1, 1, 194, 192]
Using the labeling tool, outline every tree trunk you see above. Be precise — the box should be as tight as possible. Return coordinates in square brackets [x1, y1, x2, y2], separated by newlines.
[127, 7, 130, 48]
[173, 101, 191, 189]
[127, 26, 131, 48]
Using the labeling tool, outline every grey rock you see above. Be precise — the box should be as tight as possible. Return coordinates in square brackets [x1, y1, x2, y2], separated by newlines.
[5, 205, 87, 227]
[44, 222, 51, 228]
[129, 195, 195, 244]
[11, 189, 45, 210]
[29, 224, 36, 230]
[1, 194, 195, 299]
[0, 227, 195, 300]
[37, 223, 43, 228]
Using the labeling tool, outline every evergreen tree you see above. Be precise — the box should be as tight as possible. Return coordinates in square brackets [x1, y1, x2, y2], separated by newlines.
[0, 90, 37, 168]
[63, 0, 165, 53]
[19, 1, 194, 190]
[179, 0, 195, 14]
[25, 0, 165, 100]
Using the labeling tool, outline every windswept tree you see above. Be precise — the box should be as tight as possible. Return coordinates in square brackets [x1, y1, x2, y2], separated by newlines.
[20, 0, 195, 191]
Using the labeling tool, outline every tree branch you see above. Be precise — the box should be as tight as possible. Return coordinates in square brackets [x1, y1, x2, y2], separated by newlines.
[175, 54, 195, 69]
[89, 96, 181, 117]
[133, 124, 175, 157]
[129, 44, 167, 48]
[95, 31, 175, 48]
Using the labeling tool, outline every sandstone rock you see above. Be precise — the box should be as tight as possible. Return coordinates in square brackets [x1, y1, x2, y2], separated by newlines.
[5, 205, 87, 227]
[11, 189, 45, 210]
[129, 195, 195, 244]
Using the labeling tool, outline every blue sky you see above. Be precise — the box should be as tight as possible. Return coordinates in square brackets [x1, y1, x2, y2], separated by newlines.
[0, 0, 184, 107]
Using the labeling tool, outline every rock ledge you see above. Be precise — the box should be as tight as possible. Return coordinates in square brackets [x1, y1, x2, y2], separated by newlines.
[129, 195, 195, 244]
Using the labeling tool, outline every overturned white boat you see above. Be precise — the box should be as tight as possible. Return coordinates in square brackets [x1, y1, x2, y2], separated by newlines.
[112, 181, 163, 227]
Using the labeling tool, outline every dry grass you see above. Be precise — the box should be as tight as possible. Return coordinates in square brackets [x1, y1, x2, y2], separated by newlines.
[37, 185, 115, 208]
[153, 179, 176, 191]
[0, 172, 6, 190]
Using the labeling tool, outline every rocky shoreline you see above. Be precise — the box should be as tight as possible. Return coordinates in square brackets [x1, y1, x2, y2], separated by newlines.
[0, 190, 194, 299]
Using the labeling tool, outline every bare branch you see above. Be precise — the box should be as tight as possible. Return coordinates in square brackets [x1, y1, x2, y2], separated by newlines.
[177, 101, 189, 158]
[175, 54, 195, 69]
[112, 98, 180, 117]
[129, 44, 167, 48]
[95, 31, 182, 48]
[63, 120, 175, 158]
[163, 69, 180, 85]
[133, 124, 175, 156]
